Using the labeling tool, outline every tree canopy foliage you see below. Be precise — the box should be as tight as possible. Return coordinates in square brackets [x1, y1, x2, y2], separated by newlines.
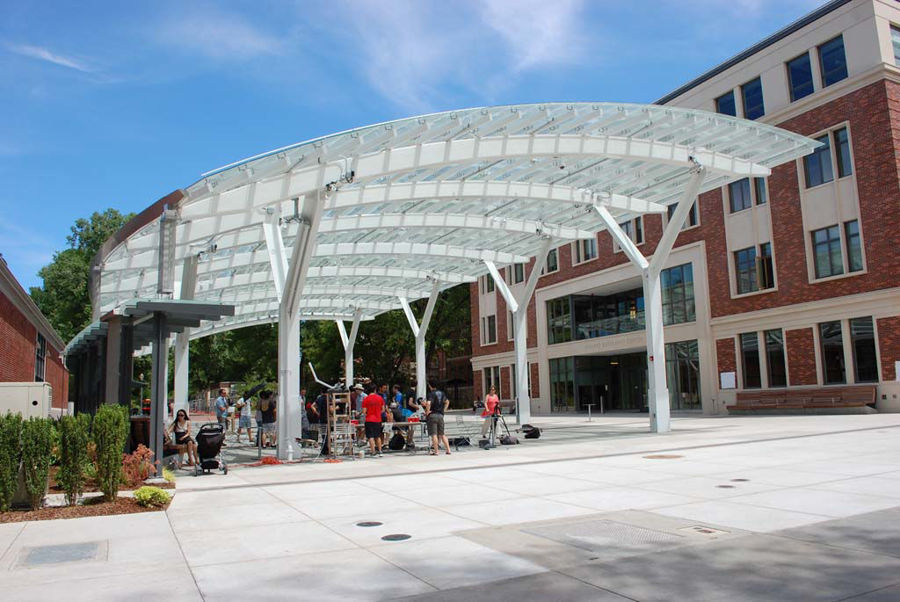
[30, 209, 133, 342]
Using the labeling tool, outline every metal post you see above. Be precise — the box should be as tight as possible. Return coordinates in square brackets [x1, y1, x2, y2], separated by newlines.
[400, 280, 440, 401]
[643, 268, 670, 433]
[149, 312, 167, 475]
[173, 334, 189, 414]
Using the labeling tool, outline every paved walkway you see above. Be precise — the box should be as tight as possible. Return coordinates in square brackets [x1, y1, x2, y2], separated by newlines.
[2, 414, 900, 600]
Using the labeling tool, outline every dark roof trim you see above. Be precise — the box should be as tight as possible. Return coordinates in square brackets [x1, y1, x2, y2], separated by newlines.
[656, 0, 853, 105]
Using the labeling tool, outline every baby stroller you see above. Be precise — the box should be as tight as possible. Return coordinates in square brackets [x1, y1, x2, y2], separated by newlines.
[195, 423, 228, 476]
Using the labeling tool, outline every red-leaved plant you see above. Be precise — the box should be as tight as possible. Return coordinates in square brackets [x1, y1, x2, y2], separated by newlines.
[122, 445, 158, 488]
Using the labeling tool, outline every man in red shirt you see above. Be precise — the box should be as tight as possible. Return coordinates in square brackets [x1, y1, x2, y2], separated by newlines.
[361, 384, 385, 457]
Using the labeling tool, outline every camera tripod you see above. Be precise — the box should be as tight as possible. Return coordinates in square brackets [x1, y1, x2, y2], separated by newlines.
[484, 409, 512, 449]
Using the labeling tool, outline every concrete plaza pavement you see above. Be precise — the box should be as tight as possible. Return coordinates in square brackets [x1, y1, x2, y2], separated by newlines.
[2, 413, 900, 600]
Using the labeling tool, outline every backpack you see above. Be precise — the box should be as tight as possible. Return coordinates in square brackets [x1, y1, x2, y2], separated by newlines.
[388, 432, 406, 451]
[521, 424, 541, 439]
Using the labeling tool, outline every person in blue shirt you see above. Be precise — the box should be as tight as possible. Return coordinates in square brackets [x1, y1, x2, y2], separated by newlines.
[214, 388, 229, 428]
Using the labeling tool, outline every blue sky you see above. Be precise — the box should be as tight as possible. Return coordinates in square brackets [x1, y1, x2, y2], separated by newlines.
[1, 0, 823, 290]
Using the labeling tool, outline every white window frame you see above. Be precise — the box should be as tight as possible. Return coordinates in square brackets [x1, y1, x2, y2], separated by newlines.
[481, 314, 497, 345]
[540, 247, 559, 276]
[613, 216, 644, 253]
[666, 201, 699, 231]
[572, 238, 598, 265]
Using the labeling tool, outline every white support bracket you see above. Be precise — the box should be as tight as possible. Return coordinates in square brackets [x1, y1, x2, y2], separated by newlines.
[594, 166, 706, 434]
[262, 206, 288, 301]
[173, 255, 198, 414]
[483, 261, 518, 313]
[277, 186, 327, 460]
[336, 307, 363, 388]
[399, 279, 441, 400]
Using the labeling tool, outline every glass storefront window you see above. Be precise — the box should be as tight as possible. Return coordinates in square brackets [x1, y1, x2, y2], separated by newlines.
[765, 329, 787, 387]
[549, 357, 575, 411]
[850, 317, 878, 383]
[665, 340, 700, 409]
[547, 297, 572, 344]
[819, 321, 846, 384]
[661, 263, 695, 325]
[740, 332, 761, 389]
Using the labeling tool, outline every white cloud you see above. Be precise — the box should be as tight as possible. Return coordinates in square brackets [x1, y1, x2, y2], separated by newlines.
[154, 9, 282, 61]
[479, 0, 587, 71]
[8, 43, 93, 72]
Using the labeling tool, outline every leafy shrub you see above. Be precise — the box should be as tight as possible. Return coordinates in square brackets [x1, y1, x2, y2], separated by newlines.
[122, 445, 157, 488]
[133, 485, 171, 508]
[93, 405, 129, 501]
[162, 467, 176, 483]
[0, 413, 23, 511]
[21, 418, 53, 510]
[57, 414, 91, 506]
[48, 419, 62, 466]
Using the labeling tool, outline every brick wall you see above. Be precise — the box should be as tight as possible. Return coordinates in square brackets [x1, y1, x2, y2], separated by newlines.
[878, 316, 900, 382]
[704, 80, 900, 319]
[529, 362, 540, 398]
[500, 366, 511, 399]
[716, 338, 736, 374]
[786, 328, 818, 386]
[472, 369, 483, 400]
[0, 290, 68, 409]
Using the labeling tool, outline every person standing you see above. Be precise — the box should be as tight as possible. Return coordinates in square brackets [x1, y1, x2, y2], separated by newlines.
[361, 385, 385, 457]
[481, 386, 500, 437]
[259, 390, 277, 447]
[214, 388, 229, 428]
[426, 384, 451, 455]
[236, 394, 253, 444]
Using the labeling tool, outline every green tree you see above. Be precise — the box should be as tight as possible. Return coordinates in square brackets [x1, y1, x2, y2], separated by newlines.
[30, 209, 134, 342]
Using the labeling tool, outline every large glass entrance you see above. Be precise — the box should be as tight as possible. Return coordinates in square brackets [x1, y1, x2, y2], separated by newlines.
[549, 342, 700, 412]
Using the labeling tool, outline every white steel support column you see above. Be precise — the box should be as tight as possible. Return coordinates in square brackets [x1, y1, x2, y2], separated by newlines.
[485, 237, 553, 424]
[594, 166, 706, 433]
[277, 187, 326, 460]
[400, 280, 441, 400]
[173, 256, 198, 414]
[336, 308, 363, 389]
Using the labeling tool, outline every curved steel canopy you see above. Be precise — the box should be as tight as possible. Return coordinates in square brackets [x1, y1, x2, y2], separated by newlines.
[88, 102, 819, 342]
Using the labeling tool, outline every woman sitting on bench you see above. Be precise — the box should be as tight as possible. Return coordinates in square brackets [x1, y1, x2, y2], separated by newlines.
[166, 409, 200, 467]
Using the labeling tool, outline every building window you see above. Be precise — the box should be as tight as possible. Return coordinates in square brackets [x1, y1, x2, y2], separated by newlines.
[728, 178, 752, 213]
[507, 310, 515, 341]
[850, 317, 878, 383]
[757, 243, 775, 290]
[509, 263, 524, 284]
[715, 91, 736, 116]
[740, 332, 761, 389]
[34, 333, 47, 382]
[481, 275, 495, 294]
[741, 77, 765, 120]
[483, 366, 500, 397]
[734, 247, 758, 294]
[481, 315, 497, 344]
[819, 321, 846, 384]
[661, 263, 695, 325]
[549, 357, 575, 411]
[833, 127, 852, 178]
[765, 329, 787, 387]
[616, 217, 643, 250]
[573, 238, 597, 264]
[787, 52, 814, 101]
[541, 248, 559, 275]
[665, 339, 701, 410]
[818, 35, 848, 88]
[667, 201, 698, 229]
[754, 178, 767, 205]
[547, 297, 572, 344]
[812, 225, 843, 279]
[804, 134, 834, 188]
[845, 220, 863, 272]
[893, 25, 900, 66]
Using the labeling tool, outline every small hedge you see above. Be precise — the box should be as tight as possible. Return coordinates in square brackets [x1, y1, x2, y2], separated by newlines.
[93, 405, 129, 501]
[21, 417, 53, 510]
[58, 414, 91, 506]
[133, 486, 171, 508]
[0, 413, 23, 511]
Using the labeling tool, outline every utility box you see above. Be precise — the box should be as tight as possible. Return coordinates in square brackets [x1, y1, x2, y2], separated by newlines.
[0, 382, 54, 418]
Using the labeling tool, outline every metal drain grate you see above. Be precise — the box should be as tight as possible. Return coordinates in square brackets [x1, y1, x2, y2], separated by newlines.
[525, 519, 683, 554]
[19, 542, 106, 567]
[356, 521, 383, 527]
[679, 525, 730, 537]
[381, 534, 411, 541]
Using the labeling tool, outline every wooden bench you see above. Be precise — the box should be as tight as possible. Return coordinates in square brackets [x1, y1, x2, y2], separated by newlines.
[727, 385, 877, 412]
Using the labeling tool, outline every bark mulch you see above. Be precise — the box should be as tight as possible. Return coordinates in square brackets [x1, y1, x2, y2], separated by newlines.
[0, 496, 171, 523]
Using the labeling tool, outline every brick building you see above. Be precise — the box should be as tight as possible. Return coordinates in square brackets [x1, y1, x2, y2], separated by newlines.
[0, 255, 69, 410]
[470, 0, 900, 414]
